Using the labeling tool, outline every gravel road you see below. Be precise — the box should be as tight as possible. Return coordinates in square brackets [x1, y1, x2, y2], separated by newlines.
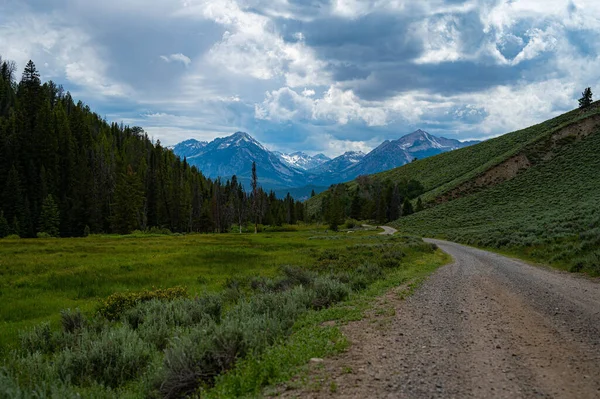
[278, 239, 600, 398]
[361, 225, 398, 235]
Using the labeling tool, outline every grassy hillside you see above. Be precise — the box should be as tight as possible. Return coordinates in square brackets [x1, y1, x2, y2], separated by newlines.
[391, 107, 600, 275]
[374, 104, 600, 200]
[306, 103, 600, 217]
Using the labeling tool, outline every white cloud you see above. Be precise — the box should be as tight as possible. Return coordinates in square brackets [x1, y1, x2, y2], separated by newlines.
[256, 86, 388, 126]
[413, 14, 463, 64]
[175, 0, 330, 87]
[510, 28, 558, 65]
[160, 53, 192, 66]
[0, 12, 130, 97]
[4, 0, 600, 156]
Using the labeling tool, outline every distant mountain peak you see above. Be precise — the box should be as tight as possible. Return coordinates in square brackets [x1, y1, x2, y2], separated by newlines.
[218, 131, 268, 152]
[171, 130, 479, 195]
[170, 138, 209, 158]
[277, 151, 331, 171]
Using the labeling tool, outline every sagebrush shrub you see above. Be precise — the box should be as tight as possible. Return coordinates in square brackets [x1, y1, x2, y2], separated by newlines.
[60, 309, 86, 334]
[311, 277, 350, 309]
[158, 326, 219, 399]
[97, 286, 188, 320]
[281, 266, 316, 286]
[20, 323, 53, 355]
[55, 325, 152, 388]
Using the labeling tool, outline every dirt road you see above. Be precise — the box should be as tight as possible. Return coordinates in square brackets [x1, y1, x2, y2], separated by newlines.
[361, 225, 398, 235]
[280, 239, 600, 398]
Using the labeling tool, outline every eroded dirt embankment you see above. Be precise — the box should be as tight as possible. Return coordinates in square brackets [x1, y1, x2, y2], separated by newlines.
[436, 114, 600, 203]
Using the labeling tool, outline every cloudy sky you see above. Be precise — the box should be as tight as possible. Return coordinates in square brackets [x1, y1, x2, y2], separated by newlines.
[1, 0, 599, 156]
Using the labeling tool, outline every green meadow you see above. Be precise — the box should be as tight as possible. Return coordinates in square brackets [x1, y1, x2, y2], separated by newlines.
[0, 225, 355, 352]
[0, 225, 448, 398]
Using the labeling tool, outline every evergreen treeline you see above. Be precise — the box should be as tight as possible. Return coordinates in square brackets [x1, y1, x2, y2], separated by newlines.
[0, 57, 304, 237]
[318, 175, 425, 229]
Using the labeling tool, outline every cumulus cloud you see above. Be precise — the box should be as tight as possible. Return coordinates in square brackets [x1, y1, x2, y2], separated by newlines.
[256, 86, 388, 126]
[0, 11, 130, 97]
[3, 0, 600, 155]
[177, 0, 330, 87]
[160, 53, 192, 66]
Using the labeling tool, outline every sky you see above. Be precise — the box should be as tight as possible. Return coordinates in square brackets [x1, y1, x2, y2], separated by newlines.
[1, 0, 599, 157]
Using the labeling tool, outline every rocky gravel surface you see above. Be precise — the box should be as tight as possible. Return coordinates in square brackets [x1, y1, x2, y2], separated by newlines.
[275, 239, 600, 398]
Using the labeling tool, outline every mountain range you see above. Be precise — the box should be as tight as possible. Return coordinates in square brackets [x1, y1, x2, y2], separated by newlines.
[172, 130, 479, 198]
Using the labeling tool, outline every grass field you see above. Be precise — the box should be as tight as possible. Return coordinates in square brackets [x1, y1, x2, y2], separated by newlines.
[0, 226, 448, 398]
[0, 225, 362, 352]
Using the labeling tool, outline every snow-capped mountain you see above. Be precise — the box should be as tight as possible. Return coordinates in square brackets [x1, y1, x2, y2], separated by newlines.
[309, 151, 366, 175]
[170, 139, 208, 159]
[172, 130, 479, 195]
[182, 132, 307, 190]
[394, 129, 477, 159]
[307, 130, 478, 186]
[276, 151, 330, 171]
[344, 140, 414, 178]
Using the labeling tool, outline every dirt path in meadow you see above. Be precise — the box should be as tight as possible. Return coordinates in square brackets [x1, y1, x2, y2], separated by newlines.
[274, 239, 600, 398]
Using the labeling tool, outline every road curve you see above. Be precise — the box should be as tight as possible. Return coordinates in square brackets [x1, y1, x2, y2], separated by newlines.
[379, 226, 397, 235]
[284, 239, 600, 398]
[361, 225, 398, 235]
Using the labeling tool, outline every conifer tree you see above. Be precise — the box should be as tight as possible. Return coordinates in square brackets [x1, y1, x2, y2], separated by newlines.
[2, 165, 23, 224]
[112, 166, 145, 234]
[0, 211, 9, 238]
[10, 216, 20, 236]
[402, 198, 414, 216]
[251, 161, 258, 234]
[579, 87, 593, 109]
[350, 190, 362, 220]
[415, 197, 424, 212]
[39, 195, 60, 237]
[326, 188, 344, 231]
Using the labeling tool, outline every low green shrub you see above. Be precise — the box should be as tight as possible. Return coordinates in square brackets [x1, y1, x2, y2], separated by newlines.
[124, 296, 222, 348]
[311, 277, 350, 309]
[19, 323, 66, 355]
[345, 219, 358, 229]
[281, 266, 316, 287]
[55, 325, 152, 388]
[97, 286, 188, 320]
[60, 309, 86, 334]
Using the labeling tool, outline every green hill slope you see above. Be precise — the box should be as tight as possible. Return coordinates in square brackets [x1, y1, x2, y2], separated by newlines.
[375, 105, 600, 201]
[307, 104, 600, 275]
[392, 107, 600, 275]
[306, 105, 600, 216]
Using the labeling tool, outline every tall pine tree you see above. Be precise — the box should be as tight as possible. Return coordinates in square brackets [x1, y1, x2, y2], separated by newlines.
[39, 195, 60, 237]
